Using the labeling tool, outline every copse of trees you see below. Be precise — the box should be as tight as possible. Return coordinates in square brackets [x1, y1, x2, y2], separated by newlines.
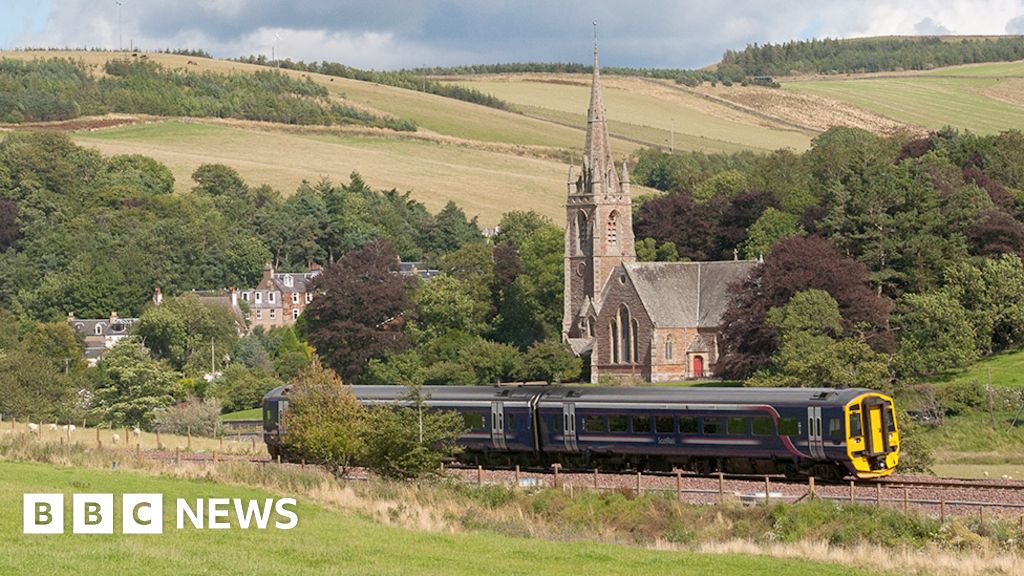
[0, 57, 415, 130]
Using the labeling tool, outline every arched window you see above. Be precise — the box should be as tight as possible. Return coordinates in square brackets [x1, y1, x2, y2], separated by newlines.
[615, 304, 632, 364]
[607, 211, 619, 248]
[94, 323, 105, 336]
[632, 319, 640, 363]
[588, 315, 596, 337]
[665, 335, 674, 360]
[609, 319, 619, 364]
[576, 211, 589, 255]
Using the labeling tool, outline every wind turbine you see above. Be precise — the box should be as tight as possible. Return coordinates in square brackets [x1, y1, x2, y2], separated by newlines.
[273, 31, 280, 63]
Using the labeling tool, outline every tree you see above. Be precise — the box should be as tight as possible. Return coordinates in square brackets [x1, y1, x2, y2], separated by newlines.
[282, 359, 365, 476]
[635, 192, 721, 261]
[21, 321, 85, 374]
[692, 169, 747, 202]
[520, 339, 581, 384]
[423, 201, 480, 256]
[302, 240, 411, 380]
[206, 365, 281, 413]
[413, 274, 489, 339]
[361, 385, 463, 479]
[191, 164, 247, 197]
[0, 198, 18, 250]
[493, 211, 552, 251]
[135, 294, 239, 371]
[92, 339, 181, 429]
[741, 207, 804, 259]
[0, 348, 78, 421]
[942, 254, 1024, 354]
[457, 338, 523, 385]
[717, 236, 892, 379]
[892, 292, 977, 378]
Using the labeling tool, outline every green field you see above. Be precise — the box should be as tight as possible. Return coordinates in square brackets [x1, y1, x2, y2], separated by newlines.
[0, 461, 874, 576]
[785, 75, 1024, 134]
[448, 77, 812, 153]
[936, 347, 1024, 389]
[220, 408, 262, 421]
[922, 60, 1024, 77]
[72, 121, 576, 226]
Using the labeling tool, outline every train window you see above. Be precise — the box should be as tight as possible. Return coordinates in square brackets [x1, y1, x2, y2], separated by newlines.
[778, 418, 800, 436]
[679, 416, 698, 434]
[463, 413, 485, 430]
[609, 415, 628, 433]
[884, 407, 896, 432]
[848, 411, 862, 438]
[752, 417, 773, 436]
[702, 417, 722, 435]
[506, 413, 517, 430]
[550, 415, 563, 433]
[583, 415, 606, 433]
[727, 417, 747, 436]
[632, 416, 651, 433]
[828, 418, 843, 441]
[655, 416, 674, 434]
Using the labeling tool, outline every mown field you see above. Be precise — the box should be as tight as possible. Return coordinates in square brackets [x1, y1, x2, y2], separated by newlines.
[445, 76, 813, 153]
[70, 120, 574, 226]
[786, 60, 1024, 134]
[0, 461, 876, 576]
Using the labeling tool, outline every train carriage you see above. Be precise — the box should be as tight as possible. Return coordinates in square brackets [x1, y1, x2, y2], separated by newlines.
[263, 384, 900, 480]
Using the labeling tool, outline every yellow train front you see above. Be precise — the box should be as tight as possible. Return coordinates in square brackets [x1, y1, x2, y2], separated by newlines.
[842, 391, 900, 479]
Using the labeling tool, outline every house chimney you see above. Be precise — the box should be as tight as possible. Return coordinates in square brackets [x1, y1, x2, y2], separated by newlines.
[230, 286, 238, 307]
[262, 262, 274, 283]
[153, 287, 163, 306]
[67, 312, 75, 322]
[109, 311, 118, 324]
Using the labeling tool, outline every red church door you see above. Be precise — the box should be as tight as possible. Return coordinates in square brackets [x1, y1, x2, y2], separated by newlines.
[692, 356, 704, 378]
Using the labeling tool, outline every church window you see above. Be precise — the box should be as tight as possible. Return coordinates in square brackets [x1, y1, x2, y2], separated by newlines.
[588, 316, 596, 337]
[665, 335, 674, 360]
[576, 211, 589, 254]
[632, 319, 639, 363]
[609, 319, 619, 364]
[607, 211, 619, 248]
[613, 304, 634, 365]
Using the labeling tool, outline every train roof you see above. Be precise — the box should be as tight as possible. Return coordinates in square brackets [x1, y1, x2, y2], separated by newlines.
[264, 384, 878, 407]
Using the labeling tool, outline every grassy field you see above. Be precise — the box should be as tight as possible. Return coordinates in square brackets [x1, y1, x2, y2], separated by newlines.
[447, 76, 812, 153]
[937, 348, 1024, 389]
[71, 121, 574, 226]
[0, 461, 876, 576]
[221, 408, 262, 422]
[785, 75, 1024, 134]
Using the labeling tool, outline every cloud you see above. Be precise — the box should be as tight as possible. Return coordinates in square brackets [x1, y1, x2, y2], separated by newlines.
[1008, 15, 1024, 33]
[6, 1, 1024, 69]
[913, 17, 952, 35]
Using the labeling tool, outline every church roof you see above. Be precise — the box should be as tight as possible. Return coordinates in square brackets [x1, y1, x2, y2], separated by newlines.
[621, 260, 758, 328]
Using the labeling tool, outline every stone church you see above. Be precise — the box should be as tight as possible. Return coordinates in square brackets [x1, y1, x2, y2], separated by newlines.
[562, 45, 758, 383]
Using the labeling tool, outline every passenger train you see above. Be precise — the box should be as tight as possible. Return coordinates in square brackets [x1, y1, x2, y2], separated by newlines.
[263, 384, 900, 480]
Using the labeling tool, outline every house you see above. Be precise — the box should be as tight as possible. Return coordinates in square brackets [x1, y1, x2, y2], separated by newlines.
[67, 311, 137, 367]
[238, 264, 322, 330]
[562, 44, 758, 383]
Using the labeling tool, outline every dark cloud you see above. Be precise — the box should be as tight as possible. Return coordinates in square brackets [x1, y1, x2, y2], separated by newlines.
[9, 1, 1024, 69]
[1008, 15, 1024, 33]
[914, 17, 952, 34]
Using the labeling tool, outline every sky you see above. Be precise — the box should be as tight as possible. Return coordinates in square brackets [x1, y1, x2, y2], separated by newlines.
[2, 0, 1024, 70]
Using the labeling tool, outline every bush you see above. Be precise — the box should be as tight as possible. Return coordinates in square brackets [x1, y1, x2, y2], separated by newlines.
[205, 365, 281, 413]
[361, 386, 463, 479]
[938, 381, 987, 416]
[152, 397, 222, 437]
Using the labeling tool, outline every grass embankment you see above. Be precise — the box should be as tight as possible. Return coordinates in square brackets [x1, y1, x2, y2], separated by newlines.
[2, 437, 1023, 575]
[220, 408, 262, 422]
[0, 460, 879, 576]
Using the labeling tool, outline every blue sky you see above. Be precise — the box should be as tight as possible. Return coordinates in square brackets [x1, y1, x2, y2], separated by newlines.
[3, 1, 1024, 69]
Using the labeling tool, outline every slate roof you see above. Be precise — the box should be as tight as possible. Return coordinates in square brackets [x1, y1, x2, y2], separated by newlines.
[622, 260, 757, 328]
[269, 271, 320, 294]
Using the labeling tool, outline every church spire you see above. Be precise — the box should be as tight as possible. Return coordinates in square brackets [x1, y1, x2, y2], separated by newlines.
[583, 21, 618, 197]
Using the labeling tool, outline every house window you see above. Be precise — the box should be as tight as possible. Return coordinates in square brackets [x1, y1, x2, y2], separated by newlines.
[269, 309, 276, 320]
[255, 292, 262, 304]
[241, 292, 249, 302]
[283, 275, 293, 287]
[256, 310, 263, 320]
[305, 293, 313, 304]
[292, 309, 300, 320]
[665, 335, 674, 360]
[268, 292, 276, 304]
[94, 324, 104, 336]
[292, 292, 299, 304]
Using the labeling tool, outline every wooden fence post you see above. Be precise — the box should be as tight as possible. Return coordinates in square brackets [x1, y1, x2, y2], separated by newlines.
[675, 470, 682, 501]
[979, 506, 985, 524]
[594, 468, 600, 491]
[940, 497, 946, 523]
[156, 431, 161, 450]
[552, 463, 561, 488]
[175, 446, 180, 465]
[477, 465, 483, 487]
[636, 471, 642, 497]
[875, 483, 882, 506]
[902, 486, 909, 514]
[849, 480, 855, 504]
[213, 451, 219, 465]
[514, 464, 520, 488]
[718, 471, 724, 501]
[764, 476, 770, 505]
[96, 427, 101, 450]
[135, 442, 140, 460]
[808, 476, 816, 500]
[187, 426, 192, 451]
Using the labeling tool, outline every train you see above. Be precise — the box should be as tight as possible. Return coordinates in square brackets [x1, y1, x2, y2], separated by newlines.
[262, 384, 900, 480]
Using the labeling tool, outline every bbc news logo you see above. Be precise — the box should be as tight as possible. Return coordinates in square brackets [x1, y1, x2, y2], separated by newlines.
[23, 494, 298, 534]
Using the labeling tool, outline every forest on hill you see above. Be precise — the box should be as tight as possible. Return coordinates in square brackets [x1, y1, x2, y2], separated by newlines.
[0, 57, 415, 129]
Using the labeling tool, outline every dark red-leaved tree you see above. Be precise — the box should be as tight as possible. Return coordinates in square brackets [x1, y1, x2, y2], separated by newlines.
[302, 240, 411, 380]
[635, 192, 721, 261]
[717, 235, 893, 379]
[968, 210, 1024, 260]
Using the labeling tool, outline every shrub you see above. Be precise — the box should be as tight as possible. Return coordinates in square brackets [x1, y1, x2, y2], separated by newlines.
[152, 397, 222, 437]
[205, 365, 281, 413]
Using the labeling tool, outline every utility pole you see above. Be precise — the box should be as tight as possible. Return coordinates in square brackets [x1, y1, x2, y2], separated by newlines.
[115, 1, 125, 51]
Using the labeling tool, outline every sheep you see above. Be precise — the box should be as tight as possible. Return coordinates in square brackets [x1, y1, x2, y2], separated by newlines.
[111, 433, 121, 445]
[27, 423, 39, 433]
[61, 424, 76, 433]
[131, 426, 141, 440]
[48, 423, 58, 432]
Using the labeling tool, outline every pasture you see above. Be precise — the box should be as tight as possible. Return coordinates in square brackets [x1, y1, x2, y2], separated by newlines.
[0, 461, 876, 576]
[71, 120, 575, 226]
[785, 74, 1024, 134]
[445, 75, 813, 153]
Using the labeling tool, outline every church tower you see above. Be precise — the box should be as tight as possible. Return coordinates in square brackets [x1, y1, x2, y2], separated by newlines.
[563, 38, 635, 342]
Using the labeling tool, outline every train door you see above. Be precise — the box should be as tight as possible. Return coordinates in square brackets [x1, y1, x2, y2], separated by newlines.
[490, 401, 507, 450]
[562, 403, 578, 452]
[867, 403, 884, 454]
[806, 407, 824, 459]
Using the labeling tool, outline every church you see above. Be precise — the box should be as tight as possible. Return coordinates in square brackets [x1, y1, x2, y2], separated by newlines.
[562, 45, 758, 383]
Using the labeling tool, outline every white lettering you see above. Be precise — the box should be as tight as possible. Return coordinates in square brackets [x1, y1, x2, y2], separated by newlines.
[207, 498, 230, 529]
[123, 494, 163, 534]
[176, 499, 203, 529]
[23, 494, 63, 534]
[274, 498, 298, 530]
[233, 498, 274, 529]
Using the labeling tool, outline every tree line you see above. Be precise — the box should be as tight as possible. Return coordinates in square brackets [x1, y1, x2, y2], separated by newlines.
[0, 57, 415, 130]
